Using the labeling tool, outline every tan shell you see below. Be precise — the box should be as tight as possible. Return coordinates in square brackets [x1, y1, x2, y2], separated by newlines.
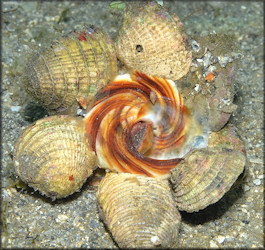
[23, 26, 118, 115]
[170, 125, 246, 212]
[115, 1, 192, 80]
[96, 172, 181, 248]
[13, 115, 97, 199]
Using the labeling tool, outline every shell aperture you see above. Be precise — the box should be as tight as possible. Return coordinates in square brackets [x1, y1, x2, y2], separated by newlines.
[85, 71, 206, 178]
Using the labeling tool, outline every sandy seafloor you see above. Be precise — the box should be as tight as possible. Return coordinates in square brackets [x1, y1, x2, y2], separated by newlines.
[1, 1, 264, 248]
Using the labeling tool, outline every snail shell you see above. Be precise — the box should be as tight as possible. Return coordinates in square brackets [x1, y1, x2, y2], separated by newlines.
[13, 115, 97, 199]
[96, 172, 181, 248]
[85, 71, 207, 179]
[170, 124, 246, 212]
[23, 25, 118, 115]
[115, 1, 192, 80]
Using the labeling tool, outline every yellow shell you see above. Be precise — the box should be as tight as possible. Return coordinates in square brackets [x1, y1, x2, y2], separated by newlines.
[23, 26, 118, 115]
[115, 1, 192, 80]
[96, 172, 181, 248]
[13, 115, 97, 199]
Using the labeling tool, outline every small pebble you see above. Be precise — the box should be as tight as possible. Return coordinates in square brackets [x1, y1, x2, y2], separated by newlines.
[216, 235, 226, 244]
[194, 84, 200, 92]
[11, 106, 21, 112]
[253, 179, 261, 186]
[150, 236, 159, 244]
[56, 214, 69, 223]
[210, 240, 218, 248]
[243, 185, 250, 192]
[225, 236, 233, 242]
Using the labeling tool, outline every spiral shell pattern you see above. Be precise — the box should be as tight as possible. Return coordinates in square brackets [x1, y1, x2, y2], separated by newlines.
[23, 26, 117, 115]
[97, 172, 181, 248]
[85, 71, 206, 178]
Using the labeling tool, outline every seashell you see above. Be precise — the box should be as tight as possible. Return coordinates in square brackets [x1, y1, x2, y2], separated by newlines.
[170, 125, 246, 213]
[115, 1, 192, 81]
[177, 32, 240, 132]
[13, 115, 97, 199]
[177, 62, 237, 132]
[96, 172, 181, 248]
[85, 71, 207, 179]
[22, 25, 118, 115]
[208, 124, 246, 154]
[207, 64, 237, 131]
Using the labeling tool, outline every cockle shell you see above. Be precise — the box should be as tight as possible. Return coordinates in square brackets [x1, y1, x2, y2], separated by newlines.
[13, 115, 97, 199]
[85, 71, 207, 179]
[115, 1, 192, 80]
[22, 26, 118, 115]
[170, 124, 246, 212]
[96, 172, 181, 248]
[178, 32, 239, 132]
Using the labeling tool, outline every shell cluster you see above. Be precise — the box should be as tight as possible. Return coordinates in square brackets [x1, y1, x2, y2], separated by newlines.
[22, 26, 117, 115]
[13, 1, 245, 248]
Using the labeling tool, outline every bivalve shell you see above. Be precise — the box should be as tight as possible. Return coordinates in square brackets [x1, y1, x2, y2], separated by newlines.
[97, 172, 181, 248]
[170, 125, 246, 212]
[115, 1, 192, 80]
[23, 26, 118, 115]
[13, 115, 97, 199]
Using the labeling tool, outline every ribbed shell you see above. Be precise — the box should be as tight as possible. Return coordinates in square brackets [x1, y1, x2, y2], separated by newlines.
[23, 26, 117, 115]
[115, 1, 192, 80]
[170, 126, 246, 212]
[97, 173, 181, 248]
[13, 115, 97, 199]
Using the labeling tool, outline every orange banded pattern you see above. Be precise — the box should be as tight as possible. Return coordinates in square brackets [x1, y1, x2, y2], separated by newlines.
[85, 71, 191, 178]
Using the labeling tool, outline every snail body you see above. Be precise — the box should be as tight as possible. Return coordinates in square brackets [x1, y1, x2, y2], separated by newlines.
[23, 26, 118, 115]
[13, 115, 97, 199]
[85, 71, 207, 179]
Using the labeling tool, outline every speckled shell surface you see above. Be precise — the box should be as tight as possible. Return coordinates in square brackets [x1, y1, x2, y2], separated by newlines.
[96, 172, 181, 248]
[170, 125, 246, 212]
[177, 34, 238, 132]
[23, 26, 118, 115]
[115, 1, 192, 80]
[13, 115, 97, 199]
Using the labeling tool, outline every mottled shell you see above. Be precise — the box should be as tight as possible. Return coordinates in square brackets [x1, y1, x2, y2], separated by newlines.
[208, 64, 237, 131]
[97, 173, 181, 248]
[23, 26, 118, 115]
[13, 115, 97, 199]
[178, 63, 237, 132]
[177, 33, 238, 132]
[170, 125, 246, 212]
[115, 1, 192, 80]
